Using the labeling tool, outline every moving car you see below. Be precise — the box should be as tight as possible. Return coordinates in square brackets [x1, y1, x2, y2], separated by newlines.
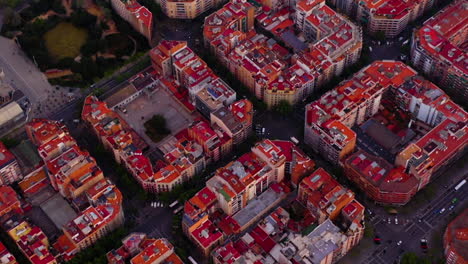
[420, 239, 428, 249]
[397, 241, 403, 246]
[374, 235, 381, 244]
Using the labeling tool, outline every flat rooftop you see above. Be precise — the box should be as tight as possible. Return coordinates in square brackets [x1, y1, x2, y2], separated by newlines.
[40, 193, 78, 230]
[361, 119, 401, 150]
[232, 188, 285, 228]
[103, 84, 138, 109]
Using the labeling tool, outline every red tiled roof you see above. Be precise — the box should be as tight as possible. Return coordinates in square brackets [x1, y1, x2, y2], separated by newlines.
[0, 186, 21, 217]
[0, 142, 17, 169]
[191, 219, 223, 249]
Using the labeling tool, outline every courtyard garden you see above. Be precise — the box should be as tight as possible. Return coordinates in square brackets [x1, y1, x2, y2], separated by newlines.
[1, 0, 149, 87]
[44, 22, 88, 60]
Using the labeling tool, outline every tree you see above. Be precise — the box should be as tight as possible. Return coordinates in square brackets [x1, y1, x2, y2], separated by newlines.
[81, 40, 100, 56]
[0, 0, 21, 8]
[51, 0, 66, 14]
[2, 7, 22, 27]
[144, 115, 171, 142]
[56, 57, 75, 69]
[273, 100, 293, 116]
[70, 9, 97, 27]
[363, 223, 374, 238]
[0, 137, 19, 148]
[101, 7, 112, 20]
[401, 253, 431, 264]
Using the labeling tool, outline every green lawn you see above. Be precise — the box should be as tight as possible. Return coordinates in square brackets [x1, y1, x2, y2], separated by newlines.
[44, 22, 88, 60]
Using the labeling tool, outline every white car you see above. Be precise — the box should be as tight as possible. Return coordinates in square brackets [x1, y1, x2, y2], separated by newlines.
[395, 217, 398, 225]
[397, 241, 402, 246]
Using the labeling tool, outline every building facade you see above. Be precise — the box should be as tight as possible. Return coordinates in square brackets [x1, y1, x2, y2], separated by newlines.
[110, 0, 153, 41]
[0, 142, 22, 185]
[411, 0, 468, 102]
[159, 0, 226, 19]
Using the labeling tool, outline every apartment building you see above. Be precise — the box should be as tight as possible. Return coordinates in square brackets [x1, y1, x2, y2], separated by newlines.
[0, 242, 17, 264]
[159, 0, 225, 19]
[182, 186, 219, 235]
[443, 208, 468, 264]
[26, 118, 69, 147]
[2, 216, 57, 264]
[150, 40, 237, 106]
[344, 150, 418, 205]
[110, 0, 153, 41]
[306, 60, 468, 205]
[82, 94, 242, 194]
[203, 0, 255, 48]
[61, 202, 124, 251]
[334, 0, 434, 37]
[0, 186, 22, 217]
[25, 119, 125, 261]
[107, 233, 183, 264]
[298, 168, 356, 223]
[212, 200, 364, 264]
[188, 119, 232, 163]
[229, 34, 289, 101]
[0, 142, 22, 185]
[205, 0, 361, 108]
[270, 140, 315, 186]
[210, 99, 253, 145]
[54, 181, 124, 258]
[187, 215, 224, 256]
[195, 79, 236, 119]
[206, 151, 275, 215]
[45, 145, 104, 199]
[182, 139, 313, 247]
[411, 0, 468, 101]
[304, 61, 416, 164]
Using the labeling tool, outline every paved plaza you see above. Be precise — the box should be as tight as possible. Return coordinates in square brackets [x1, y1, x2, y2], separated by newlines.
[120, 88, 196, 148]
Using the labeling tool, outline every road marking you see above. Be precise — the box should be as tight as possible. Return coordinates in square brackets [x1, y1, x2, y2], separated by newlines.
[404, 222, 414, 232]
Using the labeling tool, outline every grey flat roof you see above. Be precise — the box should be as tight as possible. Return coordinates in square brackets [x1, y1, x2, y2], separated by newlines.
[232, 188, 284, 228]
[280, 31, 307, 52]
[306, 219, 340, 263]
[361, 119, 401, 150]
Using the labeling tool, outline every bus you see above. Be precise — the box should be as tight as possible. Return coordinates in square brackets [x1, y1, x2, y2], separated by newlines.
[454, 179, 466, 191]
[173, 205, 183, 215]
[169, 200, 179, 208]
[188, 256, 198, 264]
[290, 137, 299, 145]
